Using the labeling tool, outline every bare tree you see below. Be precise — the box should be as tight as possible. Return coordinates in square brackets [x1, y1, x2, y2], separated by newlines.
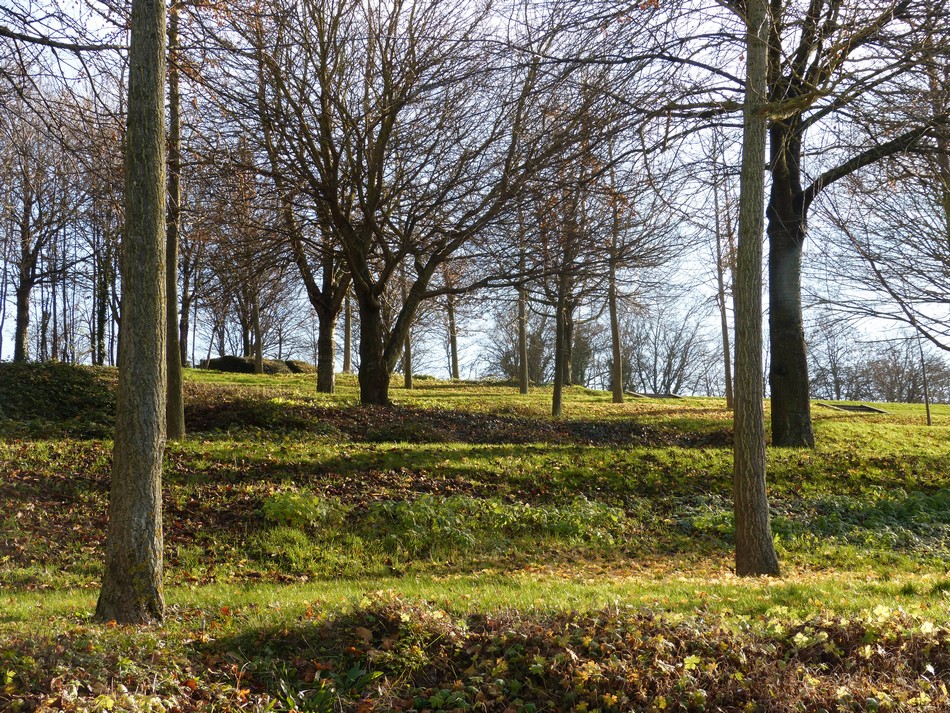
[0, 99, 82, 361]
[211, 0, 636, 405]
[761, 0, 949, 447]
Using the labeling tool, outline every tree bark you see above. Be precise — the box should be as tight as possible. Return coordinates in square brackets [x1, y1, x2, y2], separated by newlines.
[713, 156, 734, 409]
[95, 239, 108, 366]
[95, 0, 167, 624]
[403, 329, 413, 389]
[767, 119, 814, 447]
[562, 301, 574, 387]
[608, 260, 624, 404]
[178, 276, 191, 367]
[446, 293, 460, 380]
[356, 292, 391, 405]
[517, 283, 529, 394]
[317, 314, 335, 393]
[732, 0, 780, 578]
[252, 296, 263, 374]
[342, 293, 352, 373]
[552, 287, 566, 418]
[13, 283, 30, 362]
[165, 4, 185, 440]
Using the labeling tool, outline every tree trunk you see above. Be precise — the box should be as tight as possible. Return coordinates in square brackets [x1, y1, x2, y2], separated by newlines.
[517, 283, 529, 394]
[165, 4, 185, 441]
[732, 0, 779, 578]
[562, 304, 574, 387]
[713, 158, 734, 409]
[446, 293, 460, 380]
[40, 307, 49, 362]
[403, 328, 413, 389]
[96, 245, 108, 366]
[252, 296, 263, 374]
[356, 293, 391, 405]
[718, 287, 735, 409]
[179, 280, 191, 367]
[767, 123, 814, 446]
[317, 313, 335, 393]
[608, 261, 624, 403]
[0, 262, 8, 359]
[552, 288, 566, 418]
[51, 265, 59, 362]
[96, 0, 167, 624]
[342, 293, 352, 373]
[13, 282, 30, 362]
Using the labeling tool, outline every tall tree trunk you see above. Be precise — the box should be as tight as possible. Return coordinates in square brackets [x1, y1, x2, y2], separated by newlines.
[96, 242, 108, 366]
[767, 124, 813, 446]
[13, 282, 30, 362]
[732, 0, 779, 578]
[401, 275, 412, 390]
[342, 293, 352, 373]
[40, 306, 49, 362]
[317, 314, 335, 393]
[0, 261, 8, 359]
[96, 0, 167, 624]
[608, 260, 624, 403]
[252, 296, 263, 374]
[552, 286, 566, 418]
[517, 283, 529, 394]
[179, 279, 191, 367]
[713, 157, 734, 409]
[165, 4, 185, 440]
[356, 292, 391, 405]
[403, 329, 413, 389]
[315, 248, 338, 392]
[562, 303, 574, 387]
[51, 261, 59, 361]
[446, 293, 460, 380]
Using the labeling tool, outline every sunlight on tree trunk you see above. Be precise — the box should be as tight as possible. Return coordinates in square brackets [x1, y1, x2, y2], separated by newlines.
[732, 0, 780, 578]
[95, 0, 167, 624]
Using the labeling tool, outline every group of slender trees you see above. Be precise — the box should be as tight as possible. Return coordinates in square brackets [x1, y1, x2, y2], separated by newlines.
[2, 0, 948, 620]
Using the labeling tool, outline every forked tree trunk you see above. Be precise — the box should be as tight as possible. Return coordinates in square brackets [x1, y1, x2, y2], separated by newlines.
[165, 5, 185, 440]
[732, 0, 780, 578]
[96, 0, 167, 624]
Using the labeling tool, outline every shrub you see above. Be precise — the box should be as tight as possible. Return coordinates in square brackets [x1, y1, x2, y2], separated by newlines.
[262, 492, 351, 530]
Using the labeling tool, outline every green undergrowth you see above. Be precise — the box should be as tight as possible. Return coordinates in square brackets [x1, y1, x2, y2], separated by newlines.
[2, 365, 950, 710]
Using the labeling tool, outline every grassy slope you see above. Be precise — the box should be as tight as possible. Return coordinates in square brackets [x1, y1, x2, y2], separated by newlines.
[2, 366, 950, 711]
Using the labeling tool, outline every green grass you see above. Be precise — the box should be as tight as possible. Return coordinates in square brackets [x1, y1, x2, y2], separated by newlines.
[2, 364, 950, 710]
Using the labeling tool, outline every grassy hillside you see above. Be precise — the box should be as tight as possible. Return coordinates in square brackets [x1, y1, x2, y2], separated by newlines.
[2, 365, 949, 711]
